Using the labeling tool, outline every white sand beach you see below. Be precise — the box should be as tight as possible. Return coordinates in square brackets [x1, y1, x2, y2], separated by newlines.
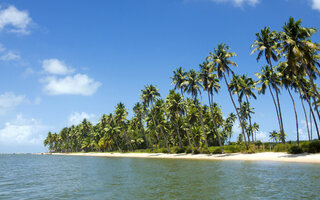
[50, 152, 320, 164]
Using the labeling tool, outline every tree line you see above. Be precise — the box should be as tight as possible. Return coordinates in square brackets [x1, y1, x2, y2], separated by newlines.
[44, 17, 320, 153]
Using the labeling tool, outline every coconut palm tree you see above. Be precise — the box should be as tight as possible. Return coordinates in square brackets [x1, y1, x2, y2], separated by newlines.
[184, 69, 207, 150]
[141, 85, 170, 153]
[255, 65, 285, 143]
[280, 17, 320, 101]
[166, 90, 185, 148]
[207, 43, 248, 149]
[199, 61, 224, 152]
[171, 67, 195, 151]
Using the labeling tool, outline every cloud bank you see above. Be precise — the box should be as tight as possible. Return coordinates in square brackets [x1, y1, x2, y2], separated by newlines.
[0, 115, 47, 147]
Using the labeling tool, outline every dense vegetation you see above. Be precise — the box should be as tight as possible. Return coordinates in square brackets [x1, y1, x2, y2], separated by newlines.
[44, 17, 320, 154]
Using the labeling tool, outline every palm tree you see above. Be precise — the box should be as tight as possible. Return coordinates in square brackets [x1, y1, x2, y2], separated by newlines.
[171, 67, 195, 151]
[207, 43, 248, 149]
[141, 85, 170, 153]
[133, 102, 148, 148]
[199, 61, 224, 152]
[255, 65, 285, 143]
[166, 90, 184, 148]
[184, 69, 208, 150]
[239, 75, 257, 142]
[280, 17, 320, 101]
[251, 27, 279, 65]
[278, 62, 300, 145]
[269, 130, 279, 143]
[229, 74, 251, 144]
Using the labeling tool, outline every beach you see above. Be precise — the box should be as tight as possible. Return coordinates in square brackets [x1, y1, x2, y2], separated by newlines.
[51, 152, 320, 164]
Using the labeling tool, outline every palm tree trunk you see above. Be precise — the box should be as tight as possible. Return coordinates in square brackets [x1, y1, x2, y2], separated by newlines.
[300, 95, 311, 141]
[288, 89, 299, 145]
[307, 70, 320, 104]
[310, 107, 313, 139]
[175, 119, 182, 148]
[208, 91, 224, 153]
[237, 94, 250, 144]
[311, 95, 320, 122]
[245, 96, 254, 143]
[223, 73, 248, 150]
[152, 112, 170, 153]
[268, 86, 282, 135]
[180, 90, 196, 151]
[274, 89, 285, 143]
[306, 95, 320, 140]
[197, 103, 209, 150]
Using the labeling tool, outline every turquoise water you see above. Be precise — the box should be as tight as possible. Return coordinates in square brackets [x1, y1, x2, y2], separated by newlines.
[0, 154, 320, 199]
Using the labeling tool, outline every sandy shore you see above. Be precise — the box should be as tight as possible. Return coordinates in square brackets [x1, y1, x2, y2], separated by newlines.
[49, 152, 320, 163]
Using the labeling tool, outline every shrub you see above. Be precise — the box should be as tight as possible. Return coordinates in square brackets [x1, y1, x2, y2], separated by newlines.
[288, 145, 303, 154]
[193, 148, 200, 154]
[160, 148, 169, 153]
[201, 148, 210, 154]
[308, 140, 320, 153]
[208, 146, 222, 154]
[223, 145, 241, 153]
[273, 144, 290, 152]
[171, 147, 186, 154]
[185, 146, 193, 154]
[255, 140, 263, 148]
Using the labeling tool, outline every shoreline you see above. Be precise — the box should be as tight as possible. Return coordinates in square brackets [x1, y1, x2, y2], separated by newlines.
[47, 152, 320, 164]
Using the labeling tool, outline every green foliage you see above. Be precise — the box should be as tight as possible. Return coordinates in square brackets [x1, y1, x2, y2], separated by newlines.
[273, 144, 290, 152]
[185, 146, 193, 154]
[308, 140, 320, 153]
[200, 148, 210, 154]
[171, 146, 186, 154]
[193, 148, 200, 154]
[208, 146, 222, 154]
[287, 145, 303, 154]
[223, 145, 241, 153]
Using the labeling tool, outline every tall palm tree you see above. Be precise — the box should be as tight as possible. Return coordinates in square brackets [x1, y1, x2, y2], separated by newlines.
[166, 90, 184, 148]
[278, 62, 300, 145]
[141, 85, 170, 153]
[239, 75, 257, 142]
[199, 61, 224, 152]
[255, 65, 285, 143]
[171, 67, 195, 151]
[229, 74, 251, 144]
[207, 43, 248, 149]
[251, 26, 286, 143]
[184, 69, 208, 150]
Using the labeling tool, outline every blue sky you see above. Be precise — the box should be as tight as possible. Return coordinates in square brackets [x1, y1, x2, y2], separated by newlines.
[0, 0, 319, 153]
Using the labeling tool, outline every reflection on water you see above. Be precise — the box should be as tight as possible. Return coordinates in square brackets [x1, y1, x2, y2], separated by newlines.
[0, 154, 319, 199]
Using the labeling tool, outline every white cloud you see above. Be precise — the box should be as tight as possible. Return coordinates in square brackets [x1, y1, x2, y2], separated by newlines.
[311, 0, 320, 11]
[211, 0, 260, 6]
[0, 5, 32, 34]
[0, 92, 25, 115]
[42, 58, 75, 75]
[68, 112, 97, 126]
[42, 73, 101, 96]
[0, 114, 47, 146]
[0, 51, 20, 61]
[255, 131, 268, 142]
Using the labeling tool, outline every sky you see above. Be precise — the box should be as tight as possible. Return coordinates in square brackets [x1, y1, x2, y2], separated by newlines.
[0, 0, 319, 153]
